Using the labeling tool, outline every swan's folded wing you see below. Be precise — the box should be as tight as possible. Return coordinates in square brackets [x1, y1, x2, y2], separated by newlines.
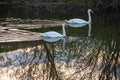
[40, 31, 63, 38]
[67, 18, 88, 24]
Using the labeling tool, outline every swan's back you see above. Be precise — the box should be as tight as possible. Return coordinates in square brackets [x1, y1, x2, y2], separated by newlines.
[40, 31, 63, 38]
[67, 18, 87, 24]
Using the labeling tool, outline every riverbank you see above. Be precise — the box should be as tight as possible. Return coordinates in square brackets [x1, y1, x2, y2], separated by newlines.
[0, 1, 120, 19]
[0, 2, 86, 19]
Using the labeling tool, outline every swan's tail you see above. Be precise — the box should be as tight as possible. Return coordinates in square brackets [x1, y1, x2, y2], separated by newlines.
[36, 33, 46, 37]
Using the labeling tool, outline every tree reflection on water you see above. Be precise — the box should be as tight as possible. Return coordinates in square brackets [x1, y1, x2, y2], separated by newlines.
[0, 33, 120, 80]
[0, 16, 120, 80]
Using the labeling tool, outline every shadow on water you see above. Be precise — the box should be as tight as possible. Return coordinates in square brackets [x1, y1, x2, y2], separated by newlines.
[0, 15, 120, 80]
[0, 40, 44, 53]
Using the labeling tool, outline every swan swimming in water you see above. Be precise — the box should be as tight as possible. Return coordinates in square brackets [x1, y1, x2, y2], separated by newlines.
[65, 9, 93, 24]
[40, 23, 66, 38]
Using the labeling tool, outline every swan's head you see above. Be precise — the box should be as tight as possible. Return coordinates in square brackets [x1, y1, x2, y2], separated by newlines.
[88, 9, 93, 13]
[62, 23, 68, 28]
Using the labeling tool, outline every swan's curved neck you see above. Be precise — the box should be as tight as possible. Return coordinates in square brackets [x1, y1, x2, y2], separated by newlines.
[88, 11, 91, 23]
[88, 23, 91, 36]
[62, 23, 66, 36]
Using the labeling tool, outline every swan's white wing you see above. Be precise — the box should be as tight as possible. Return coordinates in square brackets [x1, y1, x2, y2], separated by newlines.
[40, 31, 63, 38]
[67, 18, 88, 24]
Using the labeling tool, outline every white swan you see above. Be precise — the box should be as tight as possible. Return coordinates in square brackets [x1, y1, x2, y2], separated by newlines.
[40, 23, 66, 38]
[65, 9, 93, 24]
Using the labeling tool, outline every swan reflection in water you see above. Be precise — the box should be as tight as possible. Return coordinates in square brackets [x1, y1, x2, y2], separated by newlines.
[66, 23, 92, 37]
[42, 37, 66, 51]
[42, 37, 64, 43]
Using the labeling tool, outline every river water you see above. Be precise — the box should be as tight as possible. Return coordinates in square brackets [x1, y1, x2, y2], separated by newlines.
[0, 14, 120, 80]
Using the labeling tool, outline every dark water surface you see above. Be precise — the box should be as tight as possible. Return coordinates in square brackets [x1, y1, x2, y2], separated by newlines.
[0, 14, 120, 80]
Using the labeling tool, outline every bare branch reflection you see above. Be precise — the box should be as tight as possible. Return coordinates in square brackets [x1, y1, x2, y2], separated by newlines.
[44, 43, 61, 80]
